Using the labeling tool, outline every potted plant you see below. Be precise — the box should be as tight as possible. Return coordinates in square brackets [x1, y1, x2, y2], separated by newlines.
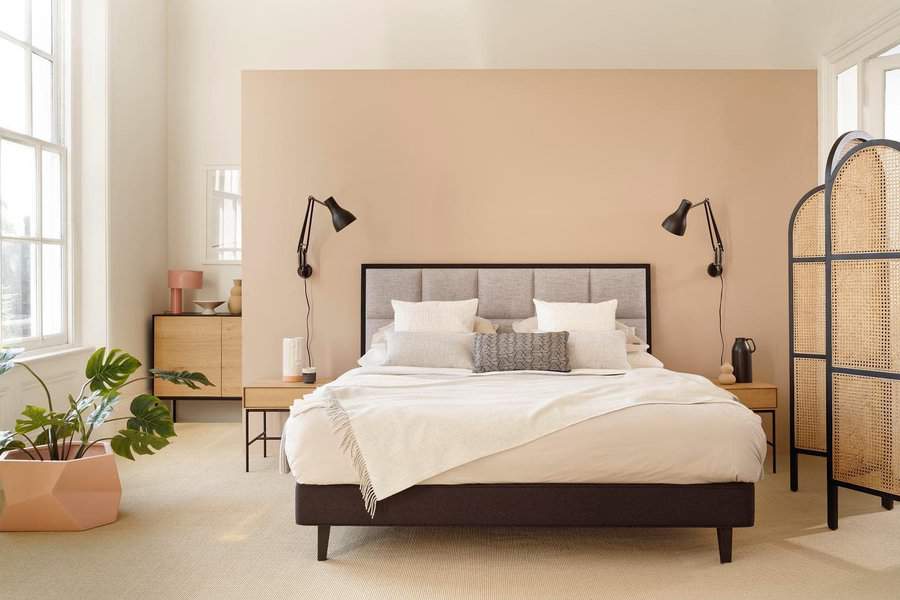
[0, 347, 211, 531]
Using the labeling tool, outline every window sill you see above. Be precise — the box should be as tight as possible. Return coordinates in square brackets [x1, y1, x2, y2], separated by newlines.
[17, 345, 95, 364]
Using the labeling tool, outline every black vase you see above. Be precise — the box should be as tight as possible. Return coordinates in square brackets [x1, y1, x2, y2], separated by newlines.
[732, 337, 756, 383]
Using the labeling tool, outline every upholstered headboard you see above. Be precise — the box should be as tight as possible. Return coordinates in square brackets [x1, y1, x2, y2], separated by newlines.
[361, 264, 651, 355]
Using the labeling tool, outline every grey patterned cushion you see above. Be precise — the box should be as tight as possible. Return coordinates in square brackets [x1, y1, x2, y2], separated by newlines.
[473, 332, 570, 373]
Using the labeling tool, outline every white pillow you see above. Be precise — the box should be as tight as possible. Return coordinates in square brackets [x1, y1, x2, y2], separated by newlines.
[626, 351, 664, 369]
[372, 316, 495, 347]
[392, 299, 479, 333]
[513, 315, 645, 345]
[384, 331, 474, 369]
[532, 299, 617, 333]
[358, 343, 388, 367]
[567, 330, 629, 370]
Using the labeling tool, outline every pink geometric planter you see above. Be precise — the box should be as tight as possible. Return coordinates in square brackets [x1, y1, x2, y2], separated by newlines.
[0, 442, 121, 531]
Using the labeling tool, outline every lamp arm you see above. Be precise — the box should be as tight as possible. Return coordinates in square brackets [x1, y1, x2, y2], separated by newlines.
[297, 197, 317, 277]
[693, 199, 724, 254]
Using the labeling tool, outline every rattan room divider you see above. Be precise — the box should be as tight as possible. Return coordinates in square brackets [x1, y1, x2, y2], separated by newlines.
[790, 131, 900, 529]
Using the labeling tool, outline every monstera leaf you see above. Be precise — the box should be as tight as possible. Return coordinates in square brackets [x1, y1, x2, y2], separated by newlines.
[85, 348, 141, 395]
[110, 428, 170, 461]
[85, 393, 121, 428]
[149, 369, 212, 390]
[0, 347, 24, 376]
[14, 405, 52, 435]
[126, 394, 176, 438]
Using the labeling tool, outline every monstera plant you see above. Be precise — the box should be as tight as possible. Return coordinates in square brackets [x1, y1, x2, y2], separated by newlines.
[0, 347, 211, 462]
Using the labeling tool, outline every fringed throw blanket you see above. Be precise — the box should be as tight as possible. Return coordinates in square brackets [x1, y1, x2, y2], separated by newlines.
[295, 367, 741, 517]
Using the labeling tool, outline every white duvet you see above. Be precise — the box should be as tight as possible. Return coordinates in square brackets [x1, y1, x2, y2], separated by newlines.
[281, 367, 766, 515]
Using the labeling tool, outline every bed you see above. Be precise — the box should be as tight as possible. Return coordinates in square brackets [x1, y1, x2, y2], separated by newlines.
[284, 264, 765, 563]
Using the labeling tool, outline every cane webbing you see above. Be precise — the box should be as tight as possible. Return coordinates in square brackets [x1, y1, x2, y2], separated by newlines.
[792, 189, 825, 258]
[830, 145, 900, 255]
[831, 259, 900, 374]
[794, 357, 826, 452]
[829, 141, 900, 499]
[832, 373, 900, 495]
[792, 262, 825, 355]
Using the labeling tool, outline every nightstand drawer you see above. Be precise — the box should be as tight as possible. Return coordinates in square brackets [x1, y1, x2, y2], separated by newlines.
[243, 386, 317, 408]
[718, 383, 777, 410]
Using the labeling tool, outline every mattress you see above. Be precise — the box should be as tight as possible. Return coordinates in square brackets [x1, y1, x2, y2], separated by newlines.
[282, 367, 767, 486]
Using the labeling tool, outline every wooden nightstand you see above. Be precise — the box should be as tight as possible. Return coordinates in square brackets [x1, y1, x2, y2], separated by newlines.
[243, 378, 333, 472]
[716, 382, 777, 473]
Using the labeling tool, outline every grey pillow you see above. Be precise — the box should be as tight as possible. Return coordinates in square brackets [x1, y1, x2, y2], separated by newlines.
[473, 332, 570, 373]
[384, 331, 475, 369]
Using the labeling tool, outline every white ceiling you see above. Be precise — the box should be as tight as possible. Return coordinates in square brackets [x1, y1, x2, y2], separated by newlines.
[207, 0, 900, 69]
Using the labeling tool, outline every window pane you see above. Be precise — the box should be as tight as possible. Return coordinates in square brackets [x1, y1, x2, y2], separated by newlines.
[32, 54, 53, 141]
[887, 70, 900, 142]
[42, 149, 61, 238]
[837, 65, 858, 134]
[41, 243, 62, 335]
[2, 240, 36, 340]
[0, 0, 27, 42]
[881, 44, 900, 58]
[0, 139, 36, 237]
[0, 38, 28, 135]
[31, 0, 52, 54]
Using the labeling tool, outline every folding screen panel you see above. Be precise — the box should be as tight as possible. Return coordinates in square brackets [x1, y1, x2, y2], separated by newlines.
[826, 139, 900, 529]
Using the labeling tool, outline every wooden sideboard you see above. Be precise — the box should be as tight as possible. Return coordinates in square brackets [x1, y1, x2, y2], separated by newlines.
[152, 313, 242, 421]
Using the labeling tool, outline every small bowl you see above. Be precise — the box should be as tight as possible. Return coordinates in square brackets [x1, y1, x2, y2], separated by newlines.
[194, 300, 225, 315]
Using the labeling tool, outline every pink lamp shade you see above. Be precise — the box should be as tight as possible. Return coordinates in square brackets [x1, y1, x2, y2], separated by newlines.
[168, 270, 203, 314]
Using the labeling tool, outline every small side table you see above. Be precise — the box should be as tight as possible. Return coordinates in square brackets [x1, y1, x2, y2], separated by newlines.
[243, 378, 333, 472]
[716, 381, 778, 473]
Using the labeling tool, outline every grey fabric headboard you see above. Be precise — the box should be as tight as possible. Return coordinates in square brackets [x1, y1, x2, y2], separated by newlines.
[361, 264, 651, 355]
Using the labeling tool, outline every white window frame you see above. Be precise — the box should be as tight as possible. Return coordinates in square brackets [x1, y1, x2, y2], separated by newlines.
[202, 165, 242, 265]
[818, 8, 900, 181]
[0, 0, 69, 350]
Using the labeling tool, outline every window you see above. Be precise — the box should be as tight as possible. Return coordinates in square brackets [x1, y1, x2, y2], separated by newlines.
[836, 65, 858, 134]
[819, 9, 900, 177]
[205, 167, 241, 264]
[0, 0, 66, 348]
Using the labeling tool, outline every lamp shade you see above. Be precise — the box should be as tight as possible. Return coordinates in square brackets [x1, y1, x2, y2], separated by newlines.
[661, 199, 692, 236]
[323, 197, 356, 232]
[168, 269, 203, 289]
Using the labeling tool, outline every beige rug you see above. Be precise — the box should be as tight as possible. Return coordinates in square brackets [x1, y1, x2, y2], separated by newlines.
[3, 423, 899, 599]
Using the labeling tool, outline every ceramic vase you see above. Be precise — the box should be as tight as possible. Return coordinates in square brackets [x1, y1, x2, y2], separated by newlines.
[228, 279, 242, 315]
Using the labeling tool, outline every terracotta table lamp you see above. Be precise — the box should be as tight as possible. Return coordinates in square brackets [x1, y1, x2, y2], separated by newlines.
[168, 270, 203, 314]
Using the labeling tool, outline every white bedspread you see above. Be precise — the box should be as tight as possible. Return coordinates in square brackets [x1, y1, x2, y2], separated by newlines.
[280, 367, 766, 515]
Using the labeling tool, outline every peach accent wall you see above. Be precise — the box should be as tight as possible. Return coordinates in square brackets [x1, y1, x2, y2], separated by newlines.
[242, 69, 817, 450]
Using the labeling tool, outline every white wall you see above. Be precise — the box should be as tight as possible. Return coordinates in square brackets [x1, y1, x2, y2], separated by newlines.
[108, 0, 169, 378]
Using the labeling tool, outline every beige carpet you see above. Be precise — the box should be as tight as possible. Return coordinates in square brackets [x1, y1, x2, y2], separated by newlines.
[3, 423, 900, 599]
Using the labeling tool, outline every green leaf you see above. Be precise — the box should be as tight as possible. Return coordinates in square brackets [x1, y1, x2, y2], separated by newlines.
[0, 347, 24, 376]
[110, 429, 169, 461]
[85, 393, 121, 428]
[127, 394, 176, 438]
[85, 348, 141, 395]
[15, 404, 51, 435]
[149, 369, 213, 390]
[0, 430, 24, 454]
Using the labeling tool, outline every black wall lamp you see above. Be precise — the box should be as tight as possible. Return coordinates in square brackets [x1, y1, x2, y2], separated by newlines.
[296, 196, 357, 278]
[661, 198, 724, 277]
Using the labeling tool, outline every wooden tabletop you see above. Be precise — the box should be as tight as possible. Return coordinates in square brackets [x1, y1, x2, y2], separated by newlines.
[244, 378, 334, 389]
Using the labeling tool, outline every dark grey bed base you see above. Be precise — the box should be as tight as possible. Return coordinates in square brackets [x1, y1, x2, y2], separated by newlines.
[297, 482, 755, 563]
[296, 264, 755, 564]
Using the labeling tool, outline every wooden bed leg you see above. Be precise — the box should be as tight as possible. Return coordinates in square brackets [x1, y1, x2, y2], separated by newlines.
[827, 483, 839, 530]
[716, 528, 732, 564]
[790, 451, 798, 492]
[882, 496, 894, 511]
[317, 526, 331, 561]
